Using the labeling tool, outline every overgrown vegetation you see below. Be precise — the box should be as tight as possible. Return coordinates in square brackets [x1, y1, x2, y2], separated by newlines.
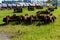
[0, 7, 60, 40]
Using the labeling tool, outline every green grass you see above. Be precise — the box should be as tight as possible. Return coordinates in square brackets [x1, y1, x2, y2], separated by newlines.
[0, 7, 60, 40]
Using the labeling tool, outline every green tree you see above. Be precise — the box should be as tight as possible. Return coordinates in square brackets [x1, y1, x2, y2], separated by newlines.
[46, 0, 52, 3]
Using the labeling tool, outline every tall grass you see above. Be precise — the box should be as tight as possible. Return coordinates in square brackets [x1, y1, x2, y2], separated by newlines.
[0, 7, 60, 40]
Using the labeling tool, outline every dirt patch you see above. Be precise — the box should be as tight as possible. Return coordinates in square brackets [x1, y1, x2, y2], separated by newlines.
[0, 33, 10, 40]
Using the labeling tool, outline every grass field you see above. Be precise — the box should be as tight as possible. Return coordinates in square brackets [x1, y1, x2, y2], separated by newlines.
[0, 7, 60, 40]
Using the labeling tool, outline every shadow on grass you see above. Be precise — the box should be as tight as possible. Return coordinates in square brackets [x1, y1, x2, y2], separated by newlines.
[0, 21, 51, 26]
[0, 23, 7, 26]
[36, 22, 50, 26]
